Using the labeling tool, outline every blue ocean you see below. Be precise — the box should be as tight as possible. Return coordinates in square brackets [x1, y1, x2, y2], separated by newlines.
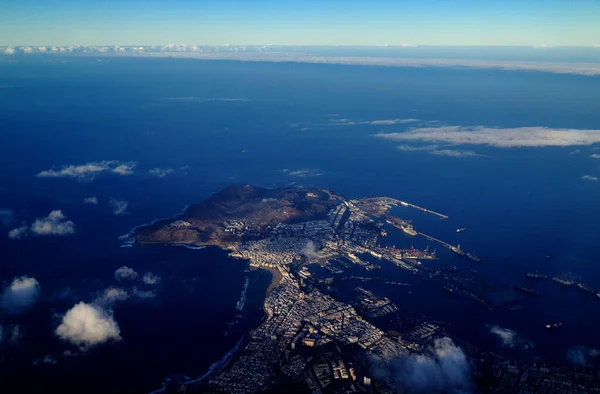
[1, 56, 600, 392]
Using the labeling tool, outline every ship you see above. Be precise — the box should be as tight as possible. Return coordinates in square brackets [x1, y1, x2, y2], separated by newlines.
[526, 271, 548, 279]
[466, 252, 483, 263]
[456, 228, 467, 233]
[545, 322, 563, 329]
[514, 285, 540, 296]
[401, 225, 417, 236]
[575, 282, 596, 294]
[449, 244, 466, 256]
[552, 275, 574, 286]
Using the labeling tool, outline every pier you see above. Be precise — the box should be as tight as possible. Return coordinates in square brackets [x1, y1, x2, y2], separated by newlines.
[418, 232, 454, 249]
[398, 201, 448, 219]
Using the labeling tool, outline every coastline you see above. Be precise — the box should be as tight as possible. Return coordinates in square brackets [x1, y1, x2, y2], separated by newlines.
[263, 266, 283, 296]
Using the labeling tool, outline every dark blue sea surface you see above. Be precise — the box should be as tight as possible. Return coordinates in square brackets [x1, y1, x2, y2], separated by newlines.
[1, 56, 600, 392]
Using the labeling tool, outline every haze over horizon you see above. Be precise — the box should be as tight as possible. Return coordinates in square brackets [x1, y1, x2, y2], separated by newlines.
[2, 0, 600, 47]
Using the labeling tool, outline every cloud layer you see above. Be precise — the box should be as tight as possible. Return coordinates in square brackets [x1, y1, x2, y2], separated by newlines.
[37, 160, 136, 181]
[1, 276, 41, 314]
[582, 175, 598, 181]
[377, 126, 600, 148]
[55, 302, 121, 348]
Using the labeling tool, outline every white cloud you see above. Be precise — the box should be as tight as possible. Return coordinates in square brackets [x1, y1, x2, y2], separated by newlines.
[376, 126, 600, 148]
[332, 118, 418, 126]
[489, 325, 535, 351]
[9, 325, 22, 344]
[280, 168, 323, 178]
[362, 118, 418, 125]
[582, 175, 598, 181]
[8, 225, 28, 239]
[36, 160, 136, 181]
[30, 210, 75, 236]
[490, 326, 516, 347]
[132, 287, 156, 299]
[371, 337, 472, 393]
[94, 287, 129, 307]
[1, 276, 41, 314]
[429, 149, 485, 157]
[33, 355, 57, 366]
[114, 266, 138, 281]
[302, 240, 321, 259]
[83, 197, 98, 205]
[148, 168, 174, 178]
[142, 272, 161, 285]
[591, 154, 600, 159]
[112, 163, 136, 176]
[396, 145, 439, 152]
[567, 346, 600, 366]
[109, 199, 128, 216]
[3, 48, 16, 55]
[164, 97, 250, 103]
[55, 302, 121, 349]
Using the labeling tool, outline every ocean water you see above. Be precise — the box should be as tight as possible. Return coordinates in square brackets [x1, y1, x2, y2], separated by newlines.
[1, 56, 600, 391]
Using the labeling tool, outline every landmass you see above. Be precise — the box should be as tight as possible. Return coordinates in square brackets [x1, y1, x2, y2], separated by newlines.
[133, 185, 600, 393]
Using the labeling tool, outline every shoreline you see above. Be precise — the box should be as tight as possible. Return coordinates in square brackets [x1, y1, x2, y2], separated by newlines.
[262, 266, 283, 296]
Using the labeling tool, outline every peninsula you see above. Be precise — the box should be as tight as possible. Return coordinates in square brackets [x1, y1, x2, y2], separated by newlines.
[134, 185, 598, 393]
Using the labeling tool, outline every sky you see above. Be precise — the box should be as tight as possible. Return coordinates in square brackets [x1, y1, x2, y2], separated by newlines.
[1, 0, 600, 47]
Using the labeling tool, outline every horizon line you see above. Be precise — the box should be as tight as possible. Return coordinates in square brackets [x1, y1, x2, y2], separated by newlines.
[2, 44, 600, 49]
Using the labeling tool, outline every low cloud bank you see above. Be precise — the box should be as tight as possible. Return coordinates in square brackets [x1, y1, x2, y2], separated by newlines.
[1, 276, 41, 314]
[377, 126, 600, 148]
[371, 337, 472, 393]
[37, 160, 136, 181]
